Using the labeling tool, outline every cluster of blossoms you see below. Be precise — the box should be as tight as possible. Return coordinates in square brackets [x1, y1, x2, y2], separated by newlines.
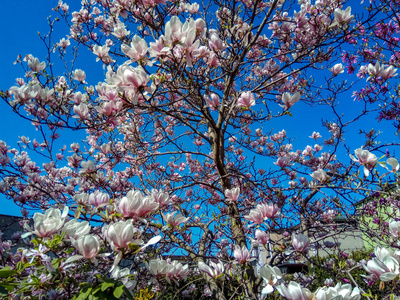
[4, 0, 400, 298]
[147, 258, 190, 283]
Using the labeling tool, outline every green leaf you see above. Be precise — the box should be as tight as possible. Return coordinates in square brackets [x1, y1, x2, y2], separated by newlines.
[0, 267, 16, 278]
[0, 284, 14, 293]
[75, 287, 93, 300]
[113, 284, 124, 298]
[51, 258, 61, 270]
[101, 282, 115, 292]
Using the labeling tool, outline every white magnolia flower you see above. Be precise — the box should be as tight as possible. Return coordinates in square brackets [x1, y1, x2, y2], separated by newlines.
[329, 63, 345, 76]
[389, 219, 400, 237]
[23, 207, 69, 238]
[277, 281, 313, 300]
[332, 7, 354, 27]
[198, 260, 224, 279]
[292, 233, 310, 252]
[63, 219, 91, 240]
[281, 92, 300, 110]
[315, 283, 360, 300]
[350, 147, 377, 177]
[260, 265, 283, 296]
[311, 169, 328, 183]
[363, 247, 400, 282]
[162, 212, 188, 229]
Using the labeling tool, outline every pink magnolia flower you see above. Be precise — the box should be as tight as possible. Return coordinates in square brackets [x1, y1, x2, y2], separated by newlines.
[165, 261, 190, 282]
[364, 251, 399, 282]
[120, 65, 149, 89]
[72, 69, 86, 82]
[57, 38, 70, 49]
[329, 63, 345, 76]
[92, 44, 114, 63]
[121, 35, 148, 61]
[147, 259, 170, 277]
[274, 155, 293, 168]
[281, 92, 300, 110]
[206, 93, 220, 111]
[111, 267, 137, 291]
[149, 39, 170, 59]
[310, 131, 322, 140]
[103, 220, 140, 250]
[380, 65, 397, 81]
[187, 3, 199, 14]
[164, 16, 185, 44]
[72, 234, 100, 259]
[244, 208, 264, 224]
[332, 7, 354, 27]
[292, 233, 309, 252]
[112, 21, 130, 39]
[233, 245, 252, 264]
[350, 147, 377, 177]
[256, 203, 280, 219]
[237, 91, 256, 109]
[198, 261, 224, 279]
[22, 244, 54, 271]
[118, 189, 159, 218]
[209, 32, 225, 51]
[315, 283, 360, 300]
[367, 61, 384, 79]
[255, 229, 269, 245]
[147, 259, 189, 283]
[224, 187, 240, 202]
[25, 55, 46, 72]
[260, 265, 283, 296]
[195, 18, 206, 35]
[88, 190, 110, 207]
[389, 220, 400, 238]
[378, 157, 399, 177]
[151, 189, 170, 207]
[162, 212, 189, 228]
[80, 160, 96, 173]
[73, 103, 89, 120]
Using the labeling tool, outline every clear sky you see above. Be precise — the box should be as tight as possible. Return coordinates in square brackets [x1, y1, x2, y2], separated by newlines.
[1, 0, 398, 217]
[0, 1, 56, 215]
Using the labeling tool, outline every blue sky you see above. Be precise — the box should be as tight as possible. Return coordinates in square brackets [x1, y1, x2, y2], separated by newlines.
[1, 0, 399, 217]
[0, 1, 56, 215]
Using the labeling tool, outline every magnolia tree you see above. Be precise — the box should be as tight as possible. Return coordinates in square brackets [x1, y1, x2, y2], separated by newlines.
[1, 0, 400, 298]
